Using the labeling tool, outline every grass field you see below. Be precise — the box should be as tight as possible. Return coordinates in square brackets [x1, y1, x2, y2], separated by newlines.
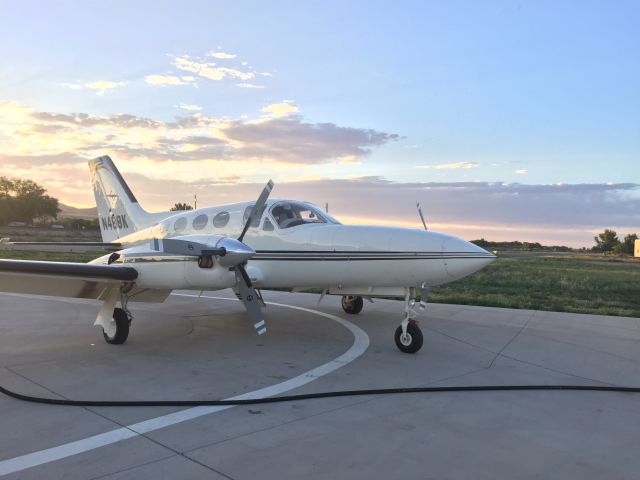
[431, 254, 640, 317]
[1, 249, 639, 318]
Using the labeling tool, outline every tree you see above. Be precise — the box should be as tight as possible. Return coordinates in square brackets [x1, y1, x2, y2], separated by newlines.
[170, 202, 193, 211]
[622, 233, 638, 255]
[0, 176, 61, 225]
[593, 229, 621, 253]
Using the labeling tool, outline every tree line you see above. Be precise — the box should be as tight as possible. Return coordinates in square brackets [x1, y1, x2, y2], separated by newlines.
[593, 229, 637, 255]
[0, 177, 60, 225]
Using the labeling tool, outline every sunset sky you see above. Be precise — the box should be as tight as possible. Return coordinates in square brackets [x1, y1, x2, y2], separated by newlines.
[0, 1, 638, 246]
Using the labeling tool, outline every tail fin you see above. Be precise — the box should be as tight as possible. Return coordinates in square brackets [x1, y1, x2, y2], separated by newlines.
[89, 156, 156, 242]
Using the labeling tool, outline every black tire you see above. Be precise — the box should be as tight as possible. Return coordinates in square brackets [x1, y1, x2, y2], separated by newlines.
[103, 307, 130, 345]
[394, 322, 423, 354]
[341, 295, 364, 314]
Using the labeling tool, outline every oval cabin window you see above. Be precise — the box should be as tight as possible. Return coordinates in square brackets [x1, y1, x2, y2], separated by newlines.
[174, 217, 187, 233]
[192, 214, 208, 231]
[213, 211, 230, 228]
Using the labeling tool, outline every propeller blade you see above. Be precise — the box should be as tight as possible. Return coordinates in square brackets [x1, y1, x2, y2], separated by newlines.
[238, 180, 274, 242]
[235, 264, 266, 335]
[416, 202, 428, 230]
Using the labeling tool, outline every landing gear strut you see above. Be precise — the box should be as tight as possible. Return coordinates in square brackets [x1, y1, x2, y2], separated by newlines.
[394, 284, 428, 354]
[341, 295, 364, 314]
[102, 307, 132, 344]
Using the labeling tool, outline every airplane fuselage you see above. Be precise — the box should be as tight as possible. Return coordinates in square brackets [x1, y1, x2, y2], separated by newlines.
[92, 199, 495, 296]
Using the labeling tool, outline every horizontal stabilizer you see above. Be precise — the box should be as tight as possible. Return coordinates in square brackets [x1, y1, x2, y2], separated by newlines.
[0, 239, 121, 252]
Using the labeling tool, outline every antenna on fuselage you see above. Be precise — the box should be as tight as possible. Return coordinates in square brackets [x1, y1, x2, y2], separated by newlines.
[325, 202, 329, 213]
[416, 201, 428, 230]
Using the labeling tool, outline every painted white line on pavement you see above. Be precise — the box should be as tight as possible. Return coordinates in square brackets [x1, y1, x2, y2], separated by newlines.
[0, 294, 369, 476]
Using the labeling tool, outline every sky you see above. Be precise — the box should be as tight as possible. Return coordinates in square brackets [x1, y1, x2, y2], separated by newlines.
[0, 0, 638, 247]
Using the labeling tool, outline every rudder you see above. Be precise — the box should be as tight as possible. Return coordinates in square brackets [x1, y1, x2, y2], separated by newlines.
[89, 156, 155, 242]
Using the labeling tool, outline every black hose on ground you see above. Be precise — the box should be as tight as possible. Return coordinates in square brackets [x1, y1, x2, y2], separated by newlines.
[2, 383, 639, 407]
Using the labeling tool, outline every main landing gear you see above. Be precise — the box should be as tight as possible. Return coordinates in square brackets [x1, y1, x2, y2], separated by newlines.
[95, 287, 133, 345]
[341, 284, 428, 354]
[102, 307, 132, 344]
[341, 295, 364, 314]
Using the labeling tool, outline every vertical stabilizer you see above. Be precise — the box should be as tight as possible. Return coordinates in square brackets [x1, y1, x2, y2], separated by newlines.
[89, 156, 154, 242]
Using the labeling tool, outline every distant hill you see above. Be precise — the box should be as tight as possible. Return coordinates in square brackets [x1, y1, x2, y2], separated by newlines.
[58, 203, 97, 219]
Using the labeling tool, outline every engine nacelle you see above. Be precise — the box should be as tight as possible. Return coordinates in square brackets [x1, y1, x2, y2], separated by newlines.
[91, 235, 239, 291]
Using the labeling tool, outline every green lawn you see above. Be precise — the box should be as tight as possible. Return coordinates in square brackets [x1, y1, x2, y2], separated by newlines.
[431, 255, 640, 317]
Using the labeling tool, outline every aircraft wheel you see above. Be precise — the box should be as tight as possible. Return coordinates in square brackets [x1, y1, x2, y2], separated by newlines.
[394, 322, 423, 354]
[103, 307, 131, 345]
[341, 295, 364, 314]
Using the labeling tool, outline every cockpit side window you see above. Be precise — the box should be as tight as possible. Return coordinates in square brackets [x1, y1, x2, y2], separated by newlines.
[270, 202, 329, 229]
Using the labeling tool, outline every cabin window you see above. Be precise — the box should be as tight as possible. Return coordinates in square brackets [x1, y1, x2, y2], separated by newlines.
[270, 201, 328, 229]
[243, 205, 267, 229]
[192, 214, 208, 231]
[173, 217, 187, 233]
[213, 211, 230, 228]
[263, 218, 275, 231]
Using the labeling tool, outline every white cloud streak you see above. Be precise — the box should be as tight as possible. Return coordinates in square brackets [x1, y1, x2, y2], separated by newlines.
[207, 51, 237, 59]
[145, 75, 194, 86]
[63, 80, 126, 95]
[416, 161, 479, 170]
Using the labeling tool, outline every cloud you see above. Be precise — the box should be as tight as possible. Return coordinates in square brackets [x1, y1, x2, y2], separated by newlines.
[68, 173, 639, 247]
[173, 56, 255, 81]
[171, 178, 638, 247]
[221, 115, 399, 163]
[237, 82, 265, 89]
[0, 100, 397, 169]
[207, 51, 237, 59]
[416, 161, 480, 170]
[145, 75, 194, 86]
[63, 81, 126, 95]
[515, 169, 528, 175]
[175, 103, 203, 111]
[260, 100, 299, 118]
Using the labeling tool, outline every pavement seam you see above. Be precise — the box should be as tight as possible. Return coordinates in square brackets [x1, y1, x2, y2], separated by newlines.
[3, 366, 67, 399]
[487, 310, 537, 369]
[85, 407, 236, 480]
[425, 317, 622, 387]
[179, 367, 490, 458]
[1, 368, 224, 479]
[513, 329, 640, 365]
[180, 395, 384, 456]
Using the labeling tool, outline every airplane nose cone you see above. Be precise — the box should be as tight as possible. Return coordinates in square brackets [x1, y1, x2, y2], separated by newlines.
[443, 236, 496, 280]
[216, 237, 256, 267]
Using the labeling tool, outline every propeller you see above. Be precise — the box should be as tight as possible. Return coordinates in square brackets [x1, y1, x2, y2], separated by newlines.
[150, 180, 274, 336]
[234, 179, 274, 335]
[416, 201, 428, 230]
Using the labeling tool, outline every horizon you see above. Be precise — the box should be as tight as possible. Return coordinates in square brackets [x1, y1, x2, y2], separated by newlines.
[1, 1, 638, 248]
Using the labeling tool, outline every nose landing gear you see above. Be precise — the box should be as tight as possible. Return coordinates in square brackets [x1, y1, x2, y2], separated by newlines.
[394, 284, 428, 354]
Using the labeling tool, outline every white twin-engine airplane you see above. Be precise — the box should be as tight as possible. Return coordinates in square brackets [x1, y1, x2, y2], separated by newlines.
[0, 156, 495, 353]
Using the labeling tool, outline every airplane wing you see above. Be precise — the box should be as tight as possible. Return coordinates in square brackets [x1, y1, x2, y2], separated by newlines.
[0, 259, 137, 300]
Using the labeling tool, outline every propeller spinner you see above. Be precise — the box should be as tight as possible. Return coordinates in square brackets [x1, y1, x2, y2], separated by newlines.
[150, 179, 274, 335]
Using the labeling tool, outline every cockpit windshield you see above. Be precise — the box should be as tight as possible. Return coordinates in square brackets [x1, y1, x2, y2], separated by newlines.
[270, 201, 334, 229]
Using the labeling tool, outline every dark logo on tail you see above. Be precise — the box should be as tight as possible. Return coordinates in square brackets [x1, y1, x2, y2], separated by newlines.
[100, 214, 129, 231]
